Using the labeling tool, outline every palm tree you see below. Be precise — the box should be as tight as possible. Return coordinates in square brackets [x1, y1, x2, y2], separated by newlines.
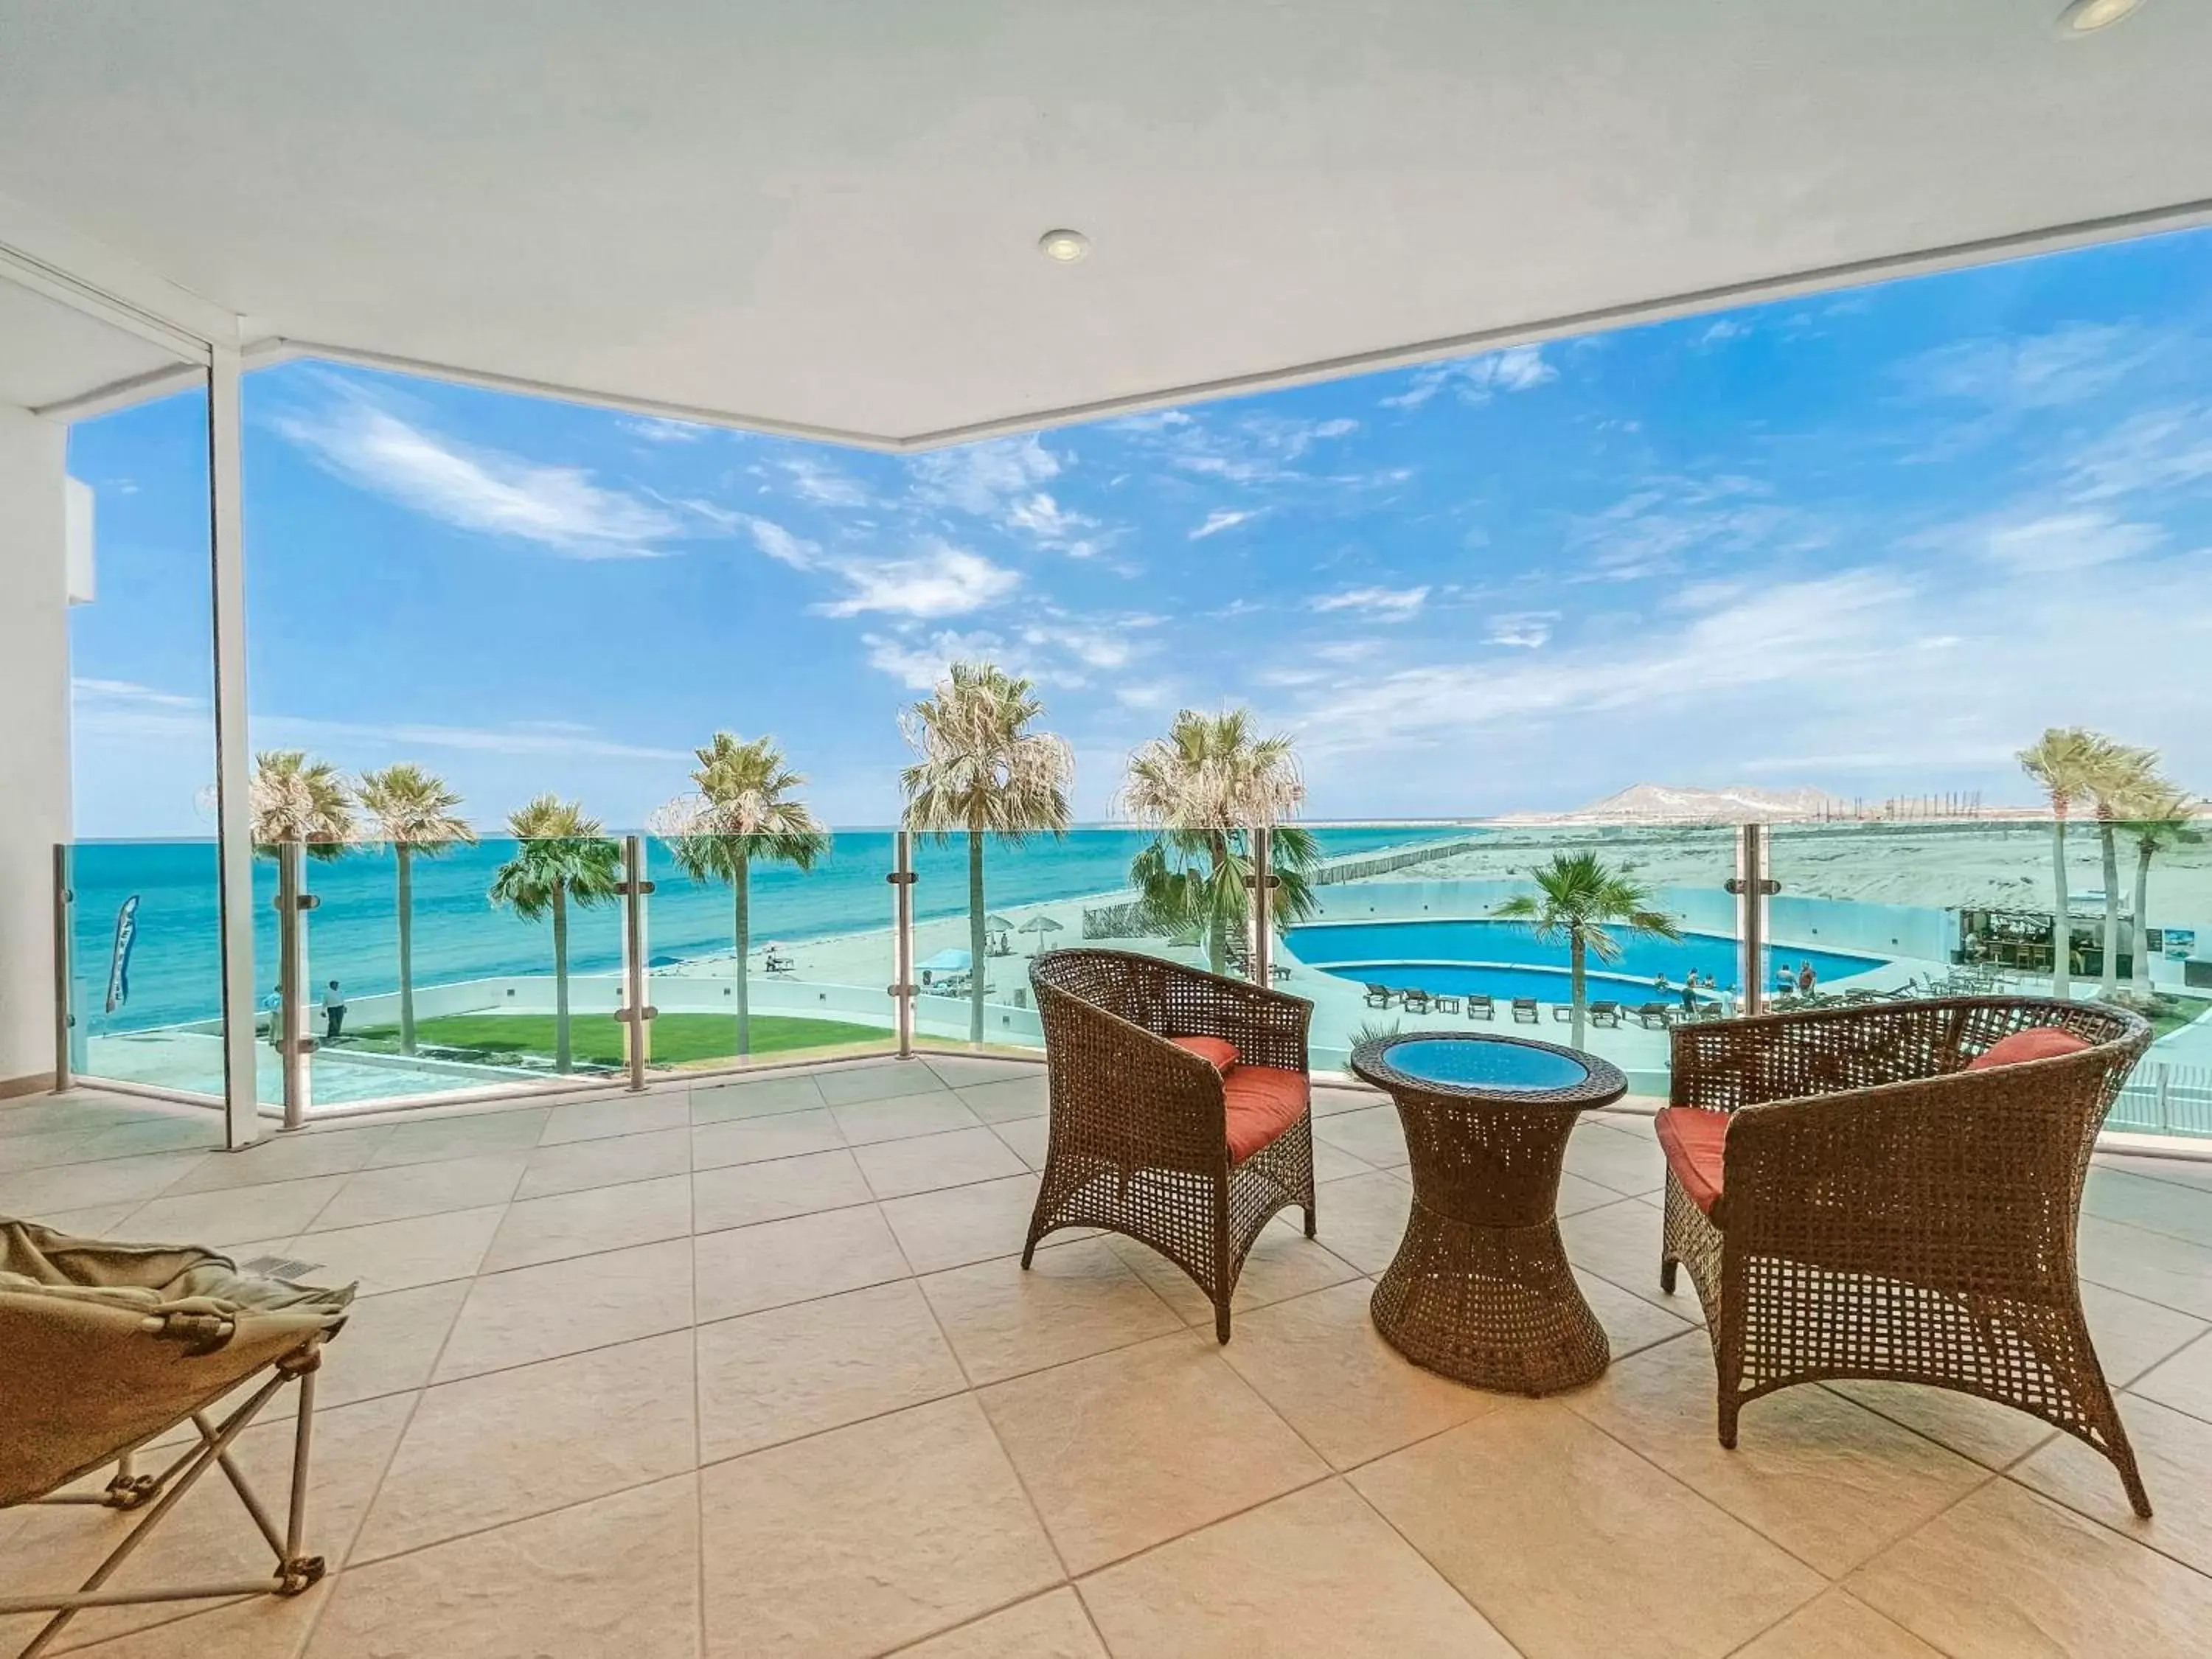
[1494, 850, 1681, 1048]
[356, 764, 476, 1054]
[2017, 727, 2119, 998]
[2118, 777, 2202, 991]
[487, 795, 621, 1073]
[900, 662, 1074, 1044]
[651, 733, 830, 1057]
[1119, 708, 1322, 974]
[250, 750, 355, 858]
[2084, 740, 2160, 997]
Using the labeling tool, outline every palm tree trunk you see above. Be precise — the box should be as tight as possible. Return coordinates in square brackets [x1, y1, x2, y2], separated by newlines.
[734, 854, 751, 1057]
[2134, 838, 2156, 991]
[396, 844, 417, 1054]
[967, 828, 987, 1045]
[1568, 932, 1587, 1049]
[552, 883, 571, 1074]
[2099, 818, 2123, 996]
[2050, 816, 2072, 998]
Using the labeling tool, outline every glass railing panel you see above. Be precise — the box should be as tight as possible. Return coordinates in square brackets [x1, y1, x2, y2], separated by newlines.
[66, 837, 229, 1102]
[636, 824, 900, 1079]
[1287, 818, 1739, 1098]
[1766, 815, 2212, 1137]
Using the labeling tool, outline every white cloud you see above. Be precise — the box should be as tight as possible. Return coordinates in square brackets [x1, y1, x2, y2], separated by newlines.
[1904, 322, 2154, 412]
[742, 515, 820, 569]
[1006, 491, 1103, 557]
[1190, 508, 1260, 540]
[1382, 345, 1556, 409]
[861, 615, 1146, 691]
[1973, 510, 2163, 574]
[619, 416, 708, 443]
[908, 434, 1062, 516]
[1485, 612, 1559, 649]
[818, 540, 1020, 619]
[274, 394, 681, 557]
[2063, 403, 2212, 502]
[1697, 318, 1750, 348]
[1310, 585, 1430, 621]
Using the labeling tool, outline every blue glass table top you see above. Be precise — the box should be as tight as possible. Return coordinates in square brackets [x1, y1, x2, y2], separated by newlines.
[1380, 1037, 1593, 1093]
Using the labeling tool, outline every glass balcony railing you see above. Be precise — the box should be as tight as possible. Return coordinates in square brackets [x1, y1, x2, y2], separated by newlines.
[49, 804, 2212, 1138]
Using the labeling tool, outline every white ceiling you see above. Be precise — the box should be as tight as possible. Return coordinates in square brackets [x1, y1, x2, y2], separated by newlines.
[0, 276, 189, 410]
[2, 0, 2209, 443]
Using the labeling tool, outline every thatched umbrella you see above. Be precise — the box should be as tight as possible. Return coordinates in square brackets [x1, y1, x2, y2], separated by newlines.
[1018, 914, 1065, 953]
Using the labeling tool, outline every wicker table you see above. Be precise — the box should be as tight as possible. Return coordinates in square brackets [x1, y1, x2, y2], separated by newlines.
[1351, 1032, 1628, 1395]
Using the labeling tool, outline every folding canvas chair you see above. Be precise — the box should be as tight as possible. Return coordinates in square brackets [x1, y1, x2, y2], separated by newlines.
[0, 1220, 355, 1659]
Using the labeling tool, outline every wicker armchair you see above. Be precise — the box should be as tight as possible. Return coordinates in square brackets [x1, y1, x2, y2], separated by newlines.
[1025, 949, 1317, 1342]
[1659, 996, 2155, 1515]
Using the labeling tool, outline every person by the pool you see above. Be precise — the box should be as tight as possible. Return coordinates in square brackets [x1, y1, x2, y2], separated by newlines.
[1776, 961, 1796, 995]
[1798, 961, 1817, 997]
[1652, 972, 1669, 994]
[1678, 976, 1698, 1011]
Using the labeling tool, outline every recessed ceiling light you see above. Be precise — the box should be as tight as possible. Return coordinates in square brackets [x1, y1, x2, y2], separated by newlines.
[1038, 229, 1091, 264]
[2058, 0, 2144, 35]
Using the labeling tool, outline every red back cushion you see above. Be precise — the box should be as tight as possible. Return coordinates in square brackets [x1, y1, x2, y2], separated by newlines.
[1222, 1066, 1309, 1163]
[1655, 1107, 1728, 1217]
[1966, 1026, 2091, 1071]
[1166, 1034, 1239, 1074]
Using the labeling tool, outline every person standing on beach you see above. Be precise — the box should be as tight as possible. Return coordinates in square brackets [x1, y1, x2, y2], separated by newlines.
[324, 979, 348, 1042]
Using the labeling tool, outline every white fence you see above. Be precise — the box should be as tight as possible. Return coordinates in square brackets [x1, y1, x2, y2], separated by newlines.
[2110, 1062, 2212, 1139]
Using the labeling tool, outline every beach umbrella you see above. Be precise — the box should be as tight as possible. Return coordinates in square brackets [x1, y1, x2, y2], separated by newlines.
[984, 914, 1015, 933]
[1018, 914, 1065, 952]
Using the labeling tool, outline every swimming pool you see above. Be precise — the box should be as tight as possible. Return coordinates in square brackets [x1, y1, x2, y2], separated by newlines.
[1284, 919, 1886, 1003]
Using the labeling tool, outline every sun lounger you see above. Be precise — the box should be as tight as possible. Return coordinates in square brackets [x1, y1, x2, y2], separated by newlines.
[1512, 998, 1540, 1023]
[1465, 994, 1495, 1021]
[1590, 1001, 1622, 1028]
[1402, 990, 1433, 1015]
[1635, 1002, 1672, 1029]
[1363, 984, 1395, 1009]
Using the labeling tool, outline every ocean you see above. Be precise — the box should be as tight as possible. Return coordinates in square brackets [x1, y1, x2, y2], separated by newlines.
[65, 826, 1461, 1036]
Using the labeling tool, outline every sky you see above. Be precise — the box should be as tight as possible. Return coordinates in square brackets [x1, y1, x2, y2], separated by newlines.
[65, 225, 2212, 838]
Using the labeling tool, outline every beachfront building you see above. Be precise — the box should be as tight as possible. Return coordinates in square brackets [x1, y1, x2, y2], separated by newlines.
[7, 6, 2212, 1656]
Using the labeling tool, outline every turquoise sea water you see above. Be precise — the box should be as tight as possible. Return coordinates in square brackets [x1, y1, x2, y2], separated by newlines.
[67, 827, 1464, 1037]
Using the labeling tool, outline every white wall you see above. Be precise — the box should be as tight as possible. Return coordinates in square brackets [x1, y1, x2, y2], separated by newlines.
[0, 403, 72, 1091]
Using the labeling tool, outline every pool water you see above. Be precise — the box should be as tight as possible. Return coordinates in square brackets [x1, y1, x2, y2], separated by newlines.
[1380, 1037, 1591, 1091]
[1287, 919, 1885, 1004]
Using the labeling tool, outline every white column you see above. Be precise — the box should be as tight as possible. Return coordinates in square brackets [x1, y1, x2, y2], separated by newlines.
[0, 404, 74, 1096]
[208, 344, 262, 1147]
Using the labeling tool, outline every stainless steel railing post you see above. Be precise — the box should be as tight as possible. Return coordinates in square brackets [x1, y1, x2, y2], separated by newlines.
[1248, 826, 1276, 987]
[616, 835, 657, 1092]
[889, 830, 917, 1059]
[53, 844, 74, 1093]
[276, 839, 316, 1129]
[1730, 823, 1778, 1018]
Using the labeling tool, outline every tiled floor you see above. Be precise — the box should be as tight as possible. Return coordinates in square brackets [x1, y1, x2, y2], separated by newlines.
[7, 1062, 2212, 1656]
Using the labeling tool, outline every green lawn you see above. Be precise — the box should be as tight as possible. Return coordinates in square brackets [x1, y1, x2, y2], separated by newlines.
[345, 1011, 888, 1069]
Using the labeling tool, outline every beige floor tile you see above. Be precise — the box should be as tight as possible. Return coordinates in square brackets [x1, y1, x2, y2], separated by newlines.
[0, 1394, 411, 1654]
[1847, 1478, 2212, 1658]
[0, 1096, 169, 1139]
[1, 1113, 223, 1172]
[981, 1331, 1328, 1573]
[1579, 1268, 1697, 1359]
[952, 1075, 1050, 1122]
[1733, 1590, 1942, 1658]
[855, 1125, 1029, 1199]
[1313, 1105, 1408, 1169]
[1563, 1196, 1702, 1321]
[2084, 1166, 2212, 1249]
[119, 1174, 348, 1243]
[1309, 1169, 1412, 1275]
[0, 1150, 211, 1217]
[1552, 1170, 1627, 1219]
[479, 1172, 692, 1273]
[1310, 1085, 1374, 1119]
[1824, 1380, 2055, 1471]
[41, 1588, 327, 1659]
[536, 1093, 690, 1147]
[989, 1116, 1049, 1170]
[690, 1072, 828, 1123]
[700, 1394, 1059, 1659]
[925, 1054, 1044, 1091]
[311, 1474, 700, 1659]
[690, 1107, 846, 1169]
[813, 1060, 954, 1107]
[1567, 1332, 1988, 1575]
[21, 1201, 138, 1237]
[2078, 1215, 2212, 1320]
[515, 1124, 690, 1199]
[2134, 1328, 2212, 1421]
[1079, 1477, 1514, 1658]
[1311, 1139, 1375, 1182]
[366, 1107, 552, 1169]
[289, 1203, 505, 1294]
[831, 1093, 984, 1145]
[355, 1329, 697, 1561]
[434, 1237, 694, 1381]
[2086, 1280, 2211, 1386]
[161, 1127, 393, 1193]
[2014, 1394, 2212, 1569]
[697, 1279, 966, 1461]
[881, 1173, 1043, 1275]
[314, 1279, 471, 1408]
[1351, 1401, 1823, 1659]
[1220, 1280, 1499, 1468]
[1105, 1217, 1353, 1330]
[692, 1203, 911, 1323]
[693, 1147, 872, 1232]
[893, 1588, 1104, 1658]
[1564, 1121, 1666, 1195]
[311, 1152, 528, 1231]
[921, 1236, 1183, 1386]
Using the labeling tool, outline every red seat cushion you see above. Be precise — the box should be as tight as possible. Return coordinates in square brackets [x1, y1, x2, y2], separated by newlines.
[1167, 1034, 1239, 1074]
[1966, 1026, 2091, 1071]
[1222, 1065, 1309, 1164]
[1655, 1107, 1728, 1217]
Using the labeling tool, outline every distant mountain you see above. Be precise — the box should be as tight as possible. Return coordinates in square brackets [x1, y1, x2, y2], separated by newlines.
[1502, 783, 1849, 824]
